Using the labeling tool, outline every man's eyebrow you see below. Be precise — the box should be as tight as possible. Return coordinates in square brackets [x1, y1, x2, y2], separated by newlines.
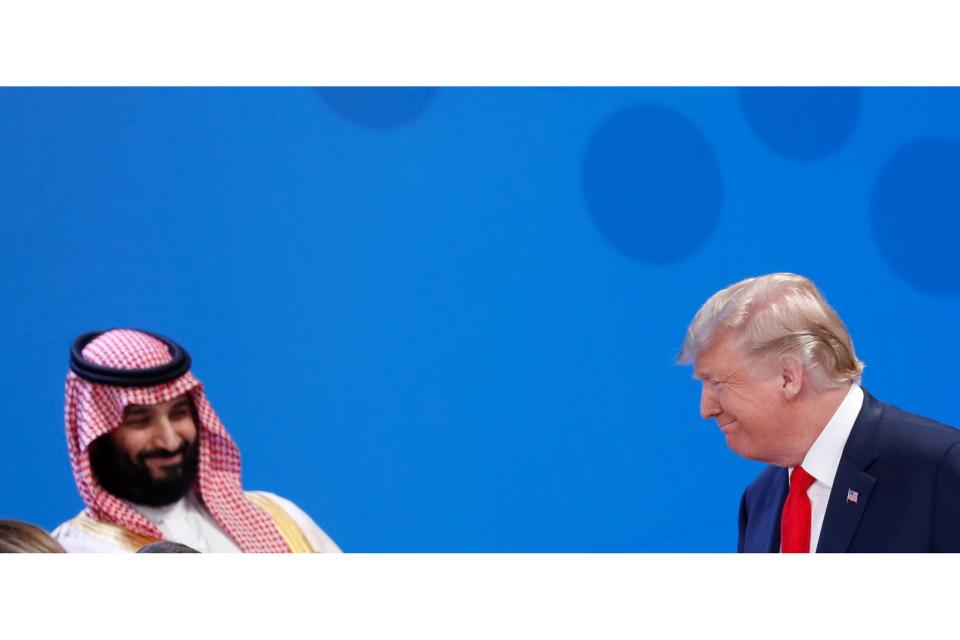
[122, 405, 150, 418]
[170, 399, 190, 410]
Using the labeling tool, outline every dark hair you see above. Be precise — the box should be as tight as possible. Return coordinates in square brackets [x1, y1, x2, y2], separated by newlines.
[136, 541, 201, 553]
[0, 520, 66, 553]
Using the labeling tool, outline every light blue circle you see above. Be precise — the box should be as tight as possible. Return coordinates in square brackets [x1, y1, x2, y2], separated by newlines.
[581, 104, 723, 264]
[871, 138, 960, 295]
[317, 87, 437, 130]
[739, 88, 861, 161]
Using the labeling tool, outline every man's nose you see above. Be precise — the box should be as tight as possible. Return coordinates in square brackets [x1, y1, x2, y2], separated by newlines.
[700, 386, 720, 420]
[152, 417, 182, 450]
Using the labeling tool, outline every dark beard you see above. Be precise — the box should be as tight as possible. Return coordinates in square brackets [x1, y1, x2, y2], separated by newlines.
[89, 435, 199, 507]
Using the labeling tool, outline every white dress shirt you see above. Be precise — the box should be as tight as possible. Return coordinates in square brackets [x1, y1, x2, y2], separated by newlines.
[786, 383, 864, 553]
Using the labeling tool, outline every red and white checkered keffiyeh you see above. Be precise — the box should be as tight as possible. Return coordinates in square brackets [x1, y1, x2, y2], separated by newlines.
[64, 329, 292, 552]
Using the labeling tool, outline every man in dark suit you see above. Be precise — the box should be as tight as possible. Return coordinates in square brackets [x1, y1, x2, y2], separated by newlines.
[678, 273, 960, 552]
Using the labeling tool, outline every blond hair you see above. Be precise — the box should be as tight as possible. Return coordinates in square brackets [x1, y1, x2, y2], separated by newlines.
[678, 273, 864, 390]
[0, 520, 66, 553]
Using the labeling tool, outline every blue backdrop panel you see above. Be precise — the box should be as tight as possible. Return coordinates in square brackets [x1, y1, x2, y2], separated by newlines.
[1, 88, 959, 551]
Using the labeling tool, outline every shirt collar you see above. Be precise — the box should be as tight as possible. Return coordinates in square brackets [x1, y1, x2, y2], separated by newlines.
[795, 383, 864, 488]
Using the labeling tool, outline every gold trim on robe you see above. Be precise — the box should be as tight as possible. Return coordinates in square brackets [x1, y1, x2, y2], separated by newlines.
[66, 512, 161, 551]
[245, 492, 315, 553]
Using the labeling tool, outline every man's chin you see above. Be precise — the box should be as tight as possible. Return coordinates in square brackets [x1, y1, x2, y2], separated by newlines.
[724, 437, 758, 462]
[726, 441, 780, 466]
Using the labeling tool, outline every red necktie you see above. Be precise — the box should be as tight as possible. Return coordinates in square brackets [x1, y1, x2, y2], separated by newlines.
[781, 466, 816, 553]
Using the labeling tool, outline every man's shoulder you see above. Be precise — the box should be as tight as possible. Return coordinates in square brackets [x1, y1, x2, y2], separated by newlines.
[872, 395, 960, 461]
[244, 490, 313, 523]
[245, 491, 308, 518]
[52, 511, 155, 552]
[245, 490, 342, 553]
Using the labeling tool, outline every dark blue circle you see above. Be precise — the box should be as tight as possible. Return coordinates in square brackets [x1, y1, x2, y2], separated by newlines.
[739, 88, 861, 161]
[316, 87, 437, 130]
[871, 138, 960, 295]
[581, 104, 723, 264]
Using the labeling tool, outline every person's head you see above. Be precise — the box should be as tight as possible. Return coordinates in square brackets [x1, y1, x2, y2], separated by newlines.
[66, 328, 208, 512]
[136, 541, 201, 553]
[0, 520, 66, 553]
[678, 273, 864, 466]
[89, 395, 200, 506]
[65, 328, 295, 552]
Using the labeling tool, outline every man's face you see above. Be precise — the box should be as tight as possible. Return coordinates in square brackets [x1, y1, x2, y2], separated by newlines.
[693, 332, 794, 464]
[89, 395, 199, 506]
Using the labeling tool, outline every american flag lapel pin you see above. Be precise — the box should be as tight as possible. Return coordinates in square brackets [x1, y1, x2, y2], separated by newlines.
[846, 489, 859, 504]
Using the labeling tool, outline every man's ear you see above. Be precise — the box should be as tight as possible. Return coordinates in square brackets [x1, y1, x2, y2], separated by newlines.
[779, 355, 805, 401]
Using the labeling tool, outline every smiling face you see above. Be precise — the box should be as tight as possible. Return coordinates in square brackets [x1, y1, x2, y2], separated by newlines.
[693, 331, 797, 464]
[89, 395, 200, 506]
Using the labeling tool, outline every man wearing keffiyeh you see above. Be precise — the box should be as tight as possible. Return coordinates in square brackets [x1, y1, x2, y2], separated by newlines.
[53, 329, 340, 553]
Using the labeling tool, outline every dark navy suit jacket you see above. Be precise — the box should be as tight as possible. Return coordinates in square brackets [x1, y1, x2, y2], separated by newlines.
[738, 390, 960, 552]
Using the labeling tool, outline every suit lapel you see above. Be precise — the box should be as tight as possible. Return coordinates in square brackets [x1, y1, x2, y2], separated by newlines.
[763, 468, 789, 552]
[743, 467, 788, 552]
[816, 390, 882, 552]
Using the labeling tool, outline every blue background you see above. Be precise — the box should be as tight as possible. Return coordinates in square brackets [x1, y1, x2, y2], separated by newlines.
[2, 87, 959, 551]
